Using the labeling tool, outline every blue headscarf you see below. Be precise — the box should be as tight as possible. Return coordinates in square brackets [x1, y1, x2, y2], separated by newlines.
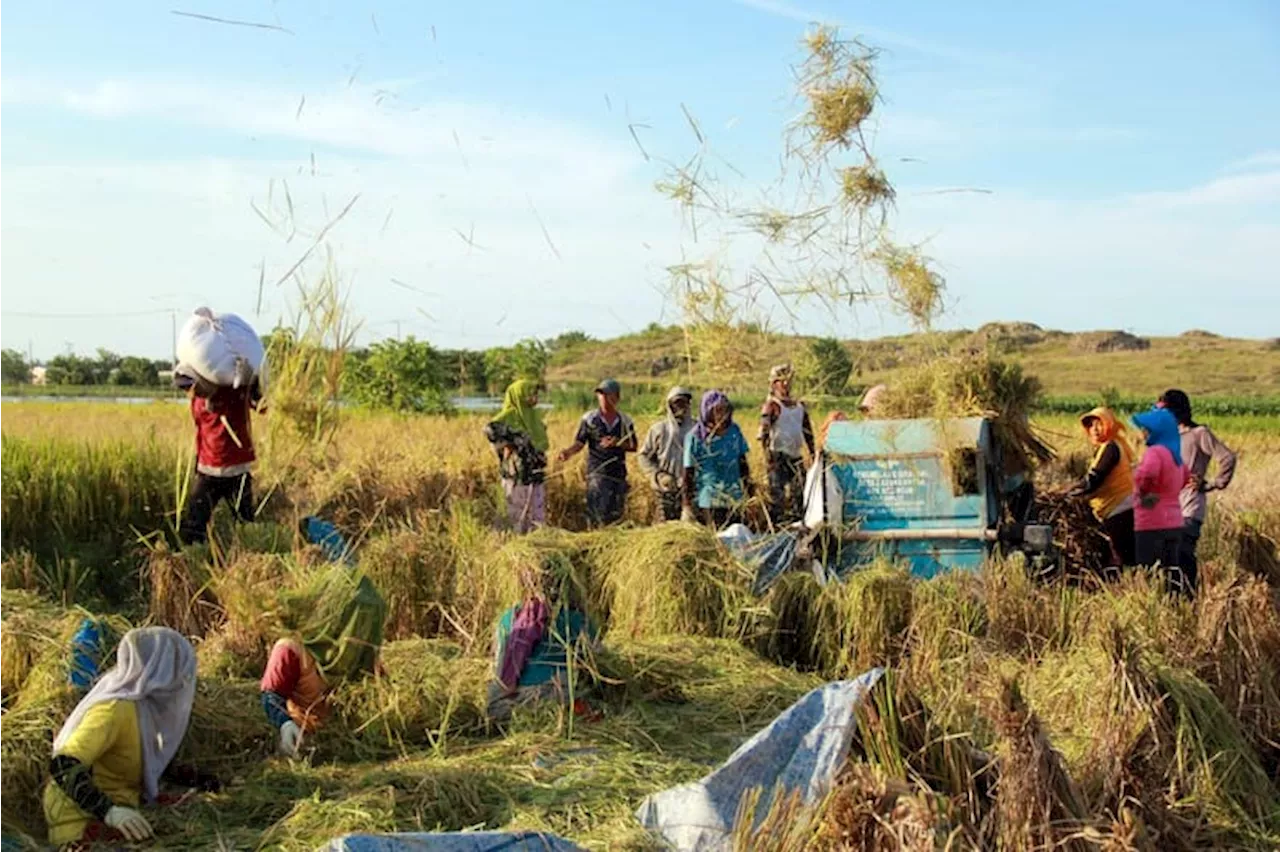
[1132, 407, 1182, 467]
[694, 390, 732, 443]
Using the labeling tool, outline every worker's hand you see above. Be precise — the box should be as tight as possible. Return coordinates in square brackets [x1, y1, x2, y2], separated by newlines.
[556, 449, 571, 464]
[105, 805, 153, 841]
[1188, 473, 1205, 493]
[680, 504, 696, 524]
[278, 720, 302, 758]
[599, 435, 616, 449]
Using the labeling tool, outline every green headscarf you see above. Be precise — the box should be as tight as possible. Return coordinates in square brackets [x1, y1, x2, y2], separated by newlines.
[293, 566, 386, 681]
[492, 379, 548, 451]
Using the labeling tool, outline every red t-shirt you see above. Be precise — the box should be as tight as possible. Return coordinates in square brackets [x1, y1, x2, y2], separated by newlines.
[192, 387, 256, 470]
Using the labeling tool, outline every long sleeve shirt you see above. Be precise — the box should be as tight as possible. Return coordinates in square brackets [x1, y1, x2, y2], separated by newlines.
[1133, 445, 1187, 532]
[1178, 425, 1237, 522]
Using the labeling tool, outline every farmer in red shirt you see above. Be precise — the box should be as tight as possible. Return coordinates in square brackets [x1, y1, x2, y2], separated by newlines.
[177, 373, 263, 544]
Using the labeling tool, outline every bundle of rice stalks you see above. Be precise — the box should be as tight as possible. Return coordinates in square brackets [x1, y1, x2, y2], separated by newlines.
[146, 542, 222, 638]
[358, 524, 459, 639]
[1153, 666, 1280, 847]
[875, 244, 945, 329]
[204, 551, 298, 669]
[494, 529, 601, 633]
[329, 639, 489, 756]
[1, 591, 68, 702]
[0, 684, 80, 835]
[852, 671, 993, 839]
[0, 606, 128, 832]
[1192, 574, 1280, 765]
[178, 679, 273, 775]
[983, 556, 1085, 656]
[1031, 490, 1113, 578]
[1022, 626, 1162, 806]
[756, 565, 914, 678]
[878, 350, 1055, 473]
[587, 524, 755, 640]
[1215, 514, 1280, 584]
[839, 164, 894, 211]
[992, 677, 1094, 852]
[794, 26, 879, 155]
[815, 765, 943, 851]
[258, 787, 400, 850]
[902, 572, 988, 684]
[0, 551, 42, 595]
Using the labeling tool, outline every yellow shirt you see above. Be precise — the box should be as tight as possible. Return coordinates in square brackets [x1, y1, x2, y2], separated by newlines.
[42, 699, 142, 845]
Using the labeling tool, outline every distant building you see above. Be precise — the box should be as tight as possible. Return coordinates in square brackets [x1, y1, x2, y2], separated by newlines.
[29, 366, 47, 385]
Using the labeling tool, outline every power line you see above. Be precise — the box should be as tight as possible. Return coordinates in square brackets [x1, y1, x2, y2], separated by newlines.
[5, 309, 175, 319]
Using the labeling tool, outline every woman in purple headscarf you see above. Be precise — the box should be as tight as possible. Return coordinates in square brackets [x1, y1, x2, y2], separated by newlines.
[681, 390, 754, 529]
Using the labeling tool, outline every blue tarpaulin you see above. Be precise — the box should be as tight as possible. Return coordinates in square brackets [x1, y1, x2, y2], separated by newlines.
[316, 831, 585, 852]
[636, 669, 884, 851]
[304, 516, 354, 565]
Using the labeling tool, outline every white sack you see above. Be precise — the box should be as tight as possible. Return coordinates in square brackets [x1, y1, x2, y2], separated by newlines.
[176, 307, 264, 389]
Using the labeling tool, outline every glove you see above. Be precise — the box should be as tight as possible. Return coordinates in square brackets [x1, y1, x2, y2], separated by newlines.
[105, 805, 153, 842]
[278, 720, 302, 758]
[680, 505, 696, 523]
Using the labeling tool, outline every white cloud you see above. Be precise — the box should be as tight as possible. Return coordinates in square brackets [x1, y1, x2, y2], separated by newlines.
[892, 171, 1280, 337]
[1224, 150, 1280, 173]
[2, 74, 1277, 358]
[2, 75, 639, 182]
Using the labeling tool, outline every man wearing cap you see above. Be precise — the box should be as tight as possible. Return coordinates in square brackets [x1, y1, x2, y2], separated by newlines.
[758, 364, 814, 525]
[637, 387, 696, 522]
[557, 378, 638, 526]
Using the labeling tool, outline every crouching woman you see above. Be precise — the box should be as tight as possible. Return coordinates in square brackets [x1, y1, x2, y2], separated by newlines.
[487, 563, 601, 725]
[44, 628, 198, 847]
[260, 567, 387, 757]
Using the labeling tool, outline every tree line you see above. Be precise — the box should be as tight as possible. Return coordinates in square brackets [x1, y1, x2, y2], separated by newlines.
[1, 349, 172, 387]
[2, 329, 858, 414]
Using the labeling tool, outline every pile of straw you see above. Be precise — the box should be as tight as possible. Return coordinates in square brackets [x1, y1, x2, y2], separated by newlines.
[1031, 490, 1114, 577]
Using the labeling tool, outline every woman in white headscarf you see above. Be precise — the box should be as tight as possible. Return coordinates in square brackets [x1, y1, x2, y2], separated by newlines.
[43, 627, 198, 846]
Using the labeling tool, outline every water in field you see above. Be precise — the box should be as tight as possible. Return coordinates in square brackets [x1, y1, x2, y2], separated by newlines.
[0, 394, 549, 411]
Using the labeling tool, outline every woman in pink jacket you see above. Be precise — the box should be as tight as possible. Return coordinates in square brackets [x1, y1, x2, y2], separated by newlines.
[1131, 407, 1190, 596]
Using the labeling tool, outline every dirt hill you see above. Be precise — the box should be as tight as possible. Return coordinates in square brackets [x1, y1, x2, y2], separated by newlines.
[545, 323, 1280, 399]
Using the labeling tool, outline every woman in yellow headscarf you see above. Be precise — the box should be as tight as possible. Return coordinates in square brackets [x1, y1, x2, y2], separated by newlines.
[484, 380, 549, 533]
[1068, 407, 1136, 568]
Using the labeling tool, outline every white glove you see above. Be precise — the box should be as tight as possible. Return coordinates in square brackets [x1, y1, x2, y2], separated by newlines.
[105, 805, 153, 841]
[278, 720, 302, 757]
[680, 505, 696, 523]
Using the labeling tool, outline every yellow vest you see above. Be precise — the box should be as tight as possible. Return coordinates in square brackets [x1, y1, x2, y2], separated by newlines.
[1088, 440, 1134, 521]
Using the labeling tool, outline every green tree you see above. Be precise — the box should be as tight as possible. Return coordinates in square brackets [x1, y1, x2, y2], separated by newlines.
[1, 349, 30, 384]
[343, 337, 452, 413]
[807, 337, 853, 395]
[44, 354, 98, 385]
[483, 338, 549, 392]
[93, 348, 122, 384]
[111, 356, 161, 386]
[545, 330, 592, 352]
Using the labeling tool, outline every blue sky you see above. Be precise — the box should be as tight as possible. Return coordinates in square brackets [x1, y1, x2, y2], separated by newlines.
[2, 0, 1278, 359]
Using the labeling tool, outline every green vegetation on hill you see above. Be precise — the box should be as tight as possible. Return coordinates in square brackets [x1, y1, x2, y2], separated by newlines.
[546, 323, 1280, 400]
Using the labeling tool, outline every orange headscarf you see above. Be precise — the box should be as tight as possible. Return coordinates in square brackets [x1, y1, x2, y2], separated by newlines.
[1079, 407, 1133, 465]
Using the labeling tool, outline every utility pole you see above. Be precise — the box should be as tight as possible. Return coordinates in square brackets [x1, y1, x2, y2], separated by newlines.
[395, 320, 402, 341]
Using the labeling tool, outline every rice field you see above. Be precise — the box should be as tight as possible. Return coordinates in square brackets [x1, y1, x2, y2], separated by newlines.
[2, 400, 1279, 850]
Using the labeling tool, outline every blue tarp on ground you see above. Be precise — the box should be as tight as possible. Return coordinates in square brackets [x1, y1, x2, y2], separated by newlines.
[316, 831, 585, 852]
[304, 516, 355, 565]
[635, 669, 885, 852]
